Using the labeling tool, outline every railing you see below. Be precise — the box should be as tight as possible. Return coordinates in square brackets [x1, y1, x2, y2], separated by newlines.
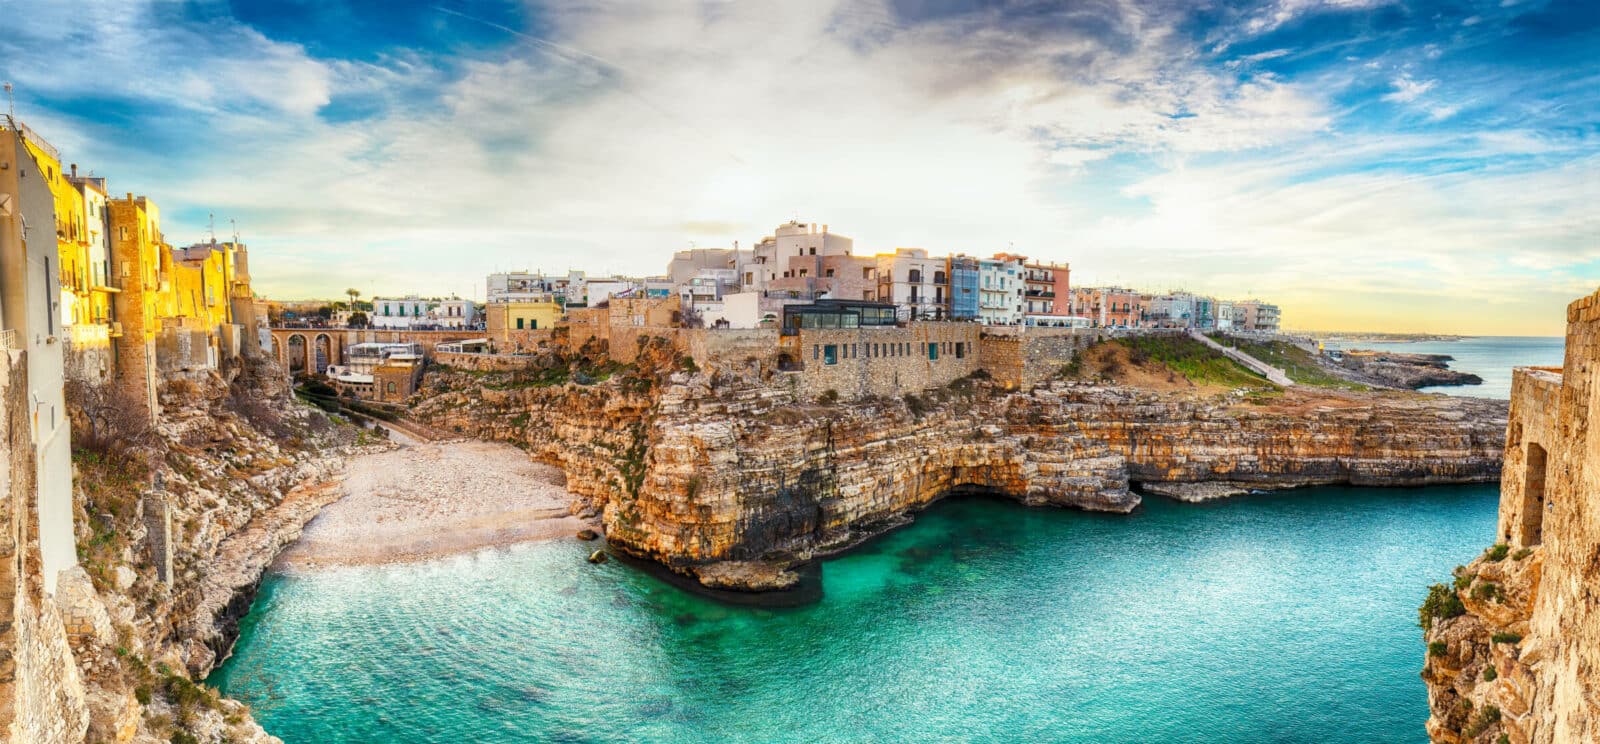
[0, 328, 17, 351]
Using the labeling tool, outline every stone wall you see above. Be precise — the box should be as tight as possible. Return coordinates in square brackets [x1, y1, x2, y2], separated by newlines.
[1422, 289, 1600, 744]
[682, 328, 780, 375]
[783, 322, 982, 401]
[434, 351, 540, 372]
[2, 341, 90, 743]
[979, 328, 1099, 390]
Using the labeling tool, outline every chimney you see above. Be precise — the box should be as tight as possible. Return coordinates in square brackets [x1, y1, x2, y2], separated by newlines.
[823, 224, 829, 234]
[70, 163, 77, 177]
[126, 192, 133, 201]
[810, 223, 816, 235]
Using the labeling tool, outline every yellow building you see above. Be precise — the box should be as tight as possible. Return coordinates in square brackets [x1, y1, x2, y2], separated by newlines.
[485, 299, 562, 346]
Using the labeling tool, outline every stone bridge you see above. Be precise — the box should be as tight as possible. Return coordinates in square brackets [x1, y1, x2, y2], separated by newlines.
[268, 327, 485, 373]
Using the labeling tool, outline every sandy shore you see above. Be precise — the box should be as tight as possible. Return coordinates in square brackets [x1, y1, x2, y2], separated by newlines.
[276, 437, 594, 570]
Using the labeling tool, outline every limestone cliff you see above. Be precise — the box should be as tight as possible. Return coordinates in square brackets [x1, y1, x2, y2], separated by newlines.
[6, 353, 367, 744]
[416, 356, 1505, 590]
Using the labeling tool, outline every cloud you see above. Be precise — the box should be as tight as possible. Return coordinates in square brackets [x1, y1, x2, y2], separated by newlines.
[0, 0, 1593, 335]
[1382, 75, 1437, 103]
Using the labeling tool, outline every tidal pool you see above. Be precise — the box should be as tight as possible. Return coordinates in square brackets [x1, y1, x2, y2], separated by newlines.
[211, 485, 1496, 743]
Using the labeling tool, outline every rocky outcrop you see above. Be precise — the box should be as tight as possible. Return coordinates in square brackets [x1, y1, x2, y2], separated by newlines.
[1340, 350, 1483, 389]
[416, 363, 1506, 591]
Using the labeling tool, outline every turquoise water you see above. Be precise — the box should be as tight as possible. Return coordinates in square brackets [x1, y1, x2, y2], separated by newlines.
[1325, 336, 1564, 399]
[212, 486, 1498, 743]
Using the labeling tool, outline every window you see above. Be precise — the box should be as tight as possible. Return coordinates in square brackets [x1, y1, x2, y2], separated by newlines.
[928, 342, 938, 361]
[825, 268, 835, 277]
[1521, 443, 1548, 545]
[809, 247, 816, 255]
[824, 345, 838, 365]
[813, 344, 819, 360]
[516, 318, 525, 329]
[852, 344, 858, 359]
[955, 342, 965, 359]
[862, 267, 872, 279]
[909, 269, 922, 283]
[386, 382, 397, 394]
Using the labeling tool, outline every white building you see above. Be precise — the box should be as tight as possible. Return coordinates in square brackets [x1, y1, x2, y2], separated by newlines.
[977, 255, 1026, 325]
[431, 298, 478, 329]
[372, 295, 431, 328]
[876, 248, 946, 321]
[487, 270, 582, 304]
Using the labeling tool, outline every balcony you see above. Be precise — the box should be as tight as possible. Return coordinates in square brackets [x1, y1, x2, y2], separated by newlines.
[1025, 289, 1055, 298]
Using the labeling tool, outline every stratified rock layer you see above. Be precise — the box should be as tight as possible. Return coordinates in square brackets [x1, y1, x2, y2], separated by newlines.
[417, 370, 1506, 589]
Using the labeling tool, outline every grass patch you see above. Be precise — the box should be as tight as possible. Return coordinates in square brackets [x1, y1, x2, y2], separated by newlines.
[1491, 632, 1522, 645]
[1428, 641, 1449, 657]
[1209, 334, 1368, 390]
[1111, 335, 1271, 389]
[1485, 543, 1510, 561]
[1483, 665, 1498, 681]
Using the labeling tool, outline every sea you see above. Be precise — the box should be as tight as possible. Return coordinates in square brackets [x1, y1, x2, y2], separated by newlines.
[210, 336, 1564, 743]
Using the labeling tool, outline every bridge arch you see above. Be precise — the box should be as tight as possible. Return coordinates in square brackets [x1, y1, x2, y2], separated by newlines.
[285, 334, 309, 373]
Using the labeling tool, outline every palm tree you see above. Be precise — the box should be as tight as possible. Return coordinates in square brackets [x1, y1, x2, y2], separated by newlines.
[345, 287, 360, 311]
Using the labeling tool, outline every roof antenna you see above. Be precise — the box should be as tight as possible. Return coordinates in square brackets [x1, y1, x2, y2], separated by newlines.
[208, 212, 216, 244]
[3, 82, 14, 124]
[230, 217, 239, 244]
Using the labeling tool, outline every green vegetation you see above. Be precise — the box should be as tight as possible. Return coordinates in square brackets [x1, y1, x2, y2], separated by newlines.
[1208, 334, 1368, 390]
[818, 389, 840, 405]
[1513, 547, 1533, 561]
[1483, 666, 1498, 682]
[1112, 335, 1272, 389]
[1491, 632, 1523, 645]
[1428, 641, 1449, 657]
[1464, 704, 1501, 737]
[1486, 543, 1510, 561]
[1454, 570, 1475, 591]
[1420, 582, 1467, 630]
[1472, 581, 1505, 603]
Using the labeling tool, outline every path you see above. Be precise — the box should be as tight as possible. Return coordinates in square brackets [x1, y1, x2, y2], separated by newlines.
[1189, 330, 1295, 387]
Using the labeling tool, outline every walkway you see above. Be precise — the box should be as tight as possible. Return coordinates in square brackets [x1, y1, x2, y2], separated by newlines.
[1189, 330, 1295, 387]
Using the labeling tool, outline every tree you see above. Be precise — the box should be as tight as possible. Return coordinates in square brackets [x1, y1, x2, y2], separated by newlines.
[346, 288, 361, 310]
[316, 305, 333, 320]
[349, 311, 369, 328]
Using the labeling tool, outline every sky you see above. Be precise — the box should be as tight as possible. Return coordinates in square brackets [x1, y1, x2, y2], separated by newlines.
[2, 0, 1596, 335]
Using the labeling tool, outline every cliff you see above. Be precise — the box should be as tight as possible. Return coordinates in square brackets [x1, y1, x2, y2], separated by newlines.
[416, 350, 1506, 591]
[5, 353, 368, 744]
[1420, 291, 1600, 744]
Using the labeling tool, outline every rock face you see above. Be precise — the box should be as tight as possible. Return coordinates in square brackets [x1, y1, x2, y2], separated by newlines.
[417, 360, 1506, 590]
[5, 350, 366, 744]
[1421, 290, 1600, 744]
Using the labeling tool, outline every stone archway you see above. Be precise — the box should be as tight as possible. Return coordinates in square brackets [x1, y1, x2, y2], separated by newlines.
[313, 334, 333, 374]
[286, 334, 308, 373]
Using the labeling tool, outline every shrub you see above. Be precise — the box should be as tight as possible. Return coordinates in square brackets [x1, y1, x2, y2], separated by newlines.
[1486, 543, 1510, 561]
[1454, 572, 1475, 591]
[134, 684, 152, 705]
[1465, 704, 1501, 737]
[818, 389, 840, 405]
[170, 732, 199, 744]
[1491, 633, 1522, 645]
[1473, 582, 1504, 603]
[1483, 665, 1498, 682]
[1420, 583, 1467, 630]
[1428, 641, 1449, 657]
[678, 355, 699, 374]
[1513, 547, 1533, 561]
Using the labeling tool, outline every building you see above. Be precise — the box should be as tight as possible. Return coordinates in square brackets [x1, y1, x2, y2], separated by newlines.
[875, 248, 946, 321]
[1069, 287, 1145, 329]
[668, 247, 749, 287]
[371, 296, 430, 328]
[977, 255, 1026, 325]
[1019, 259, 1070, 318]
[431, 298, 478, 329]
[107, 193, 168, 420]
[487, 270, 577, 304]
[744, 220, 856, 293]
[1234, 300, 1281, 333]
[486, 297, 562, 337]
[947, 255, 980, 320]
[1145, 293, 1197, 329]
[1, 117, 78, 593]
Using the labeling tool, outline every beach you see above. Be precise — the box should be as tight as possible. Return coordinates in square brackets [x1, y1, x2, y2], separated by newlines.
[276, 436, 594, 570]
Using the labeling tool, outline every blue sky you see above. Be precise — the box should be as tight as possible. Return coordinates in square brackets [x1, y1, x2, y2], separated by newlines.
[3, 0, 1596, 333]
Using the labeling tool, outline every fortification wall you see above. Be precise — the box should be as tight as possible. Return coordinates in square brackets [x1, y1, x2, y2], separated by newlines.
[433, 351, 540, 372]
[786, 322, 981, 401]
[682, 328, 779, 375]
[1498, 367, 1563, 545]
